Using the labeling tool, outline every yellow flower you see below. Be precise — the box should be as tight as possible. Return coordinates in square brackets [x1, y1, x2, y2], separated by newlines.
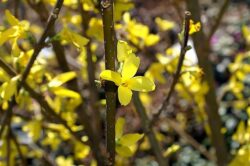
[117, 40, 133, 62]
[242, 25, 250, 45]
[115, 117, 144, 157]
[0, 10, 30, 57]
[145, 62, 166, 84]
[59, 27, 89, 49]
[87, 18, 103, 41]
[155, 17, 175, 31]
[189, 20, 201, 35]
[100, 54, 155, 106]
[122, 12, 160, 48]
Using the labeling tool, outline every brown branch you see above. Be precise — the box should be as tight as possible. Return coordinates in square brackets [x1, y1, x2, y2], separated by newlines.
[18, 0, 64, 90]
[10, 130, 26, 166]
[208, 0, 230, 40]
[78, 0, 101, 138]
[101, 0, 117, 165]
[5, 99, 14, 166]
[6, 130, 11, 166]
[14, 0, 20, 18]
[0, 99, 15, 139]
[0, 110, 10, 139]
[27, 0, 75, 74]
[133, 92, 167, 166]
[170, 0, 184, 24]
[25, 143, 56, 166]
[153, 11, 191, 122]
[164, 117, 215, 161]
[186, 0, 230, 165]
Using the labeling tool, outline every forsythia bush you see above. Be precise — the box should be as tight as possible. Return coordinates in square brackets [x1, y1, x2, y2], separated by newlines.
[0, 0, 250, 166]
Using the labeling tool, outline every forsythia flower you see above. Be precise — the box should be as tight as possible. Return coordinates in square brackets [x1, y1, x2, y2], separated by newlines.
[117, 40, 133, 62]
[58, 27, 89, 49]
[115, 117, 144, 157]
[100, 44, 155, 106]
[242, 25, 250, 45]
[189, 20, 201, 35]
[0, 10, 30, 57]
[122, 13, 160, 47]
[155, 17, 175, 31]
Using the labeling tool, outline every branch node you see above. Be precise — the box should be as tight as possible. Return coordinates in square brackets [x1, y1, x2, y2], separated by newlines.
[101, 0, 112, 9]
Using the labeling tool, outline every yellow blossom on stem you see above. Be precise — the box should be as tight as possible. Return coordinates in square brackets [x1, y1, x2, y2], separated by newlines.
[100, 54, 155, 106]
[189, 20, 201, 35]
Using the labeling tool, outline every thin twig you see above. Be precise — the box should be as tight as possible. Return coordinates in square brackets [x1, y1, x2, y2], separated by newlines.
[78, 0, 101, 138]
[6, 130, 11, 166]
[186, 0, 230, 165]
[153, 11, 191, 122]
[6, 99, 14, 166]
[133, 92, 167, 166]
[10, 130, 26, 166]
[18, 0, 64, 90]
[0, 99, 15, 139]
[25, 143, 56, 166]
[208, 0, 230, 40]
[170, 0, 184, 24]
[14, 0, 20, 18]
[164, 117, 215, 161]
[27, 0, 76, 75]
[101, 0, 117, 165]
[0, 111, 9, 139]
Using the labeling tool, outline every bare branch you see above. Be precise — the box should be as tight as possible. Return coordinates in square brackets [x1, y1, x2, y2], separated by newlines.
[101, 0, 117, 165]
[18, 0, 64, 90]
[208, 0, 230, 40]
[153, 11, 191, 122]
[133, 92, 167, 166]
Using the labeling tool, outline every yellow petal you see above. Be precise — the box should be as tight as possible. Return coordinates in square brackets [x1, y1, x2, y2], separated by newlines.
[100, 70, 121, 86]
[127, 76, 155, 92]
[121, 54, 140, 81]
[5, 10, 19, 26]
[129, 23, 149, 39]
[145, 34, 160, 46]
[59, 28, 89, 49]
[116, 145, 133, 157]
[52, 87, 81, 99]
[115, 117, 125, 139]
[86, 18, 103, 41]
[155, 17, 175, 31]
[1, 75, 20, 100]
[189, 20, 201, 35]
[118, 86, 132, 106]
[117, 40, 132, 62]
[11, 38, 21, 57]
[48, 71, 76, 88]
[120, 133, 144, 147]
[123, 12, 131, 24]
[0, 27, 19, 45]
